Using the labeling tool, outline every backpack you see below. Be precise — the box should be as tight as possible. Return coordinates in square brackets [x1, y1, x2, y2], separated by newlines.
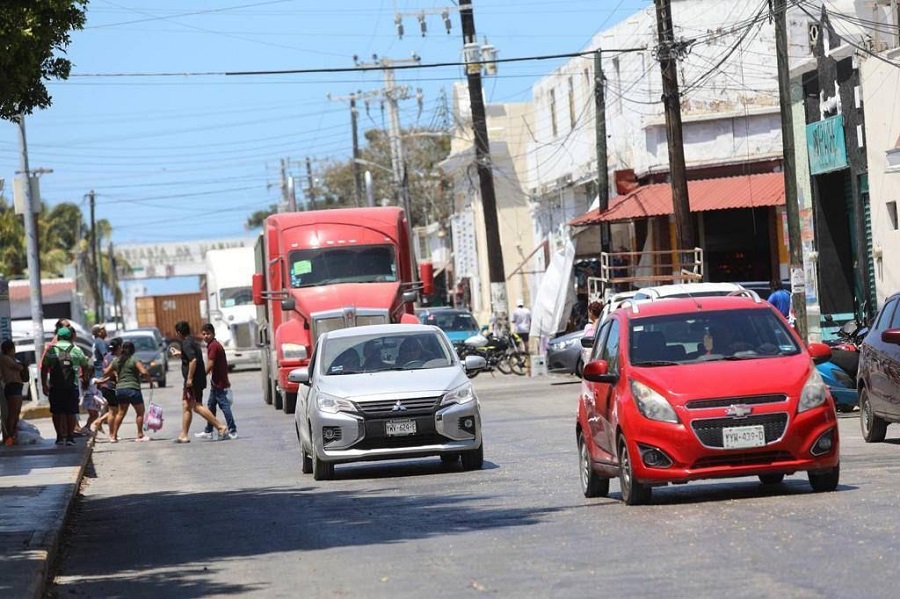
[144, 402, 164, 432]
[49, 344, 77, 389]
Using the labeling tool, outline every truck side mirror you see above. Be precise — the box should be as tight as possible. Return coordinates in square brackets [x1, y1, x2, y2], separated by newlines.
[419, 262, 434, 296]
[252, 273, 265, 305]
[402, 289, 418, 303]
[281, 298, 296, 312]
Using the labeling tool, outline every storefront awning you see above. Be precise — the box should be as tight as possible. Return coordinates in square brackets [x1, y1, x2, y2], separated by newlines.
[568, 172, 785, 226]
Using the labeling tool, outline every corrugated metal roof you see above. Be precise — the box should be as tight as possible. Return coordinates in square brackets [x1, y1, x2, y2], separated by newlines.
[569, 172, 785, 226]
[8, 278, 76, 303]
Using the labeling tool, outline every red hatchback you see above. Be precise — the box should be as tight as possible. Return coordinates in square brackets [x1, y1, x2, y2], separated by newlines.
[576, 295, 840, 505]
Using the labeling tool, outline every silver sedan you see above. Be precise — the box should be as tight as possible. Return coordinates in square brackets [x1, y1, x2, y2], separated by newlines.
[290, 323, 486, 480]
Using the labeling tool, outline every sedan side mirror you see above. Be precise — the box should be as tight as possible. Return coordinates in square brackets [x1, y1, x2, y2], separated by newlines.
[882, 329, 900, 345]
[580, 336, 593, 349]
[582, 359, 618, 384]
[464, 355, 487, 373]
[288, 367, 310, 386]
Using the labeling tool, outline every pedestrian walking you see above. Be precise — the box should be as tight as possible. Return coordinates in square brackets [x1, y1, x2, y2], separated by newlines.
[511, 298, 532, 349]
[172, 321, 227, 444]
[1, 339, 28, 446]
[767, 280, 792, 319]
[196, 323, 237, 440]
[92, 337, 122, 438]
[106, 341, 154, 442]
[91, 324, 109, 379]
[40, 326, 89, 446]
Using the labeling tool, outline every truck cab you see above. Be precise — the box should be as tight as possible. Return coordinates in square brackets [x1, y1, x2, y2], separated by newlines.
[202, 247, 261, 370]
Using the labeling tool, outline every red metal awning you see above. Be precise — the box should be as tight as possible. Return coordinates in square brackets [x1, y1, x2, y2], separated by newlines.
[569, 172, 785, 226]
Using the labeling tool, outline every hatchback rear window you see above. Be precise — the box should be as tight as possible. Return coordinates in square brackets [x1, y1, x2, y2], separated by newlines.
[629, 308, 800, 365]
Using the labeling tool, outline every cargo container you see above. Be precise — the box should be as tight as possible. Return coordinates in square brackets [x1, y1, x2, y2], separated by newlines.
[135, 292, 203, 341]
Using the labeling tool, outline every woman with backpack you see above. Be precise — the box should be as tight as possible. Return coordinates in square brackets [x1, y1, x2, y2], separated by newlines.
[104, 340, 154, 443]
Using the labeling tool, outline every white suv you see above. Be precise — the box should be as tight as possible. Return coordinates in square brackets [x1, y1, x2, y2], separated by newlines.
[631, 282, 756, 301]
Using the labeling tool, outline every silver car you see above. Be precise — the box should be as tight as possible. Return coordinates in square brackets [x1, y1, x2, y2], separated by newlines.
[289, 323, 486, 480]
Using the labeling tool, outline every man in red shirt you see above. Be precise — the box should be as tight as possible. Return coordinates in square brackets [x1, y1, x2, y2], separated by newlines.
[197, 323, 237, 440]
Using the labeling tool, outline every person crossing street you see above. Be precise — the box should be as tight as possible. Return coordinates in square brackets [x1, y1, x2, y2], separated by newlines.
[196, 323, 237, 440]
[172, 321, 228, 444]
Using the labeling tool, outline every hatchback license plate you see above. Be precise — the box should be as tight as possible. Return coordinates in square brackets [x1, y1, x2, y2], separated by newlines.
[722, 425, 766, 449]
[386, 419, 417, 436]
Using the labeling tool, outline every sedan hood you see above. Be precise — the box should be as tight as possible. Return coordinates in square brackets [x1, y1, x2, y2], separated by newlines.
[633, 354, 813, 405]
[134, 350, 162, 364]
[320, 366, 470, 401]
[293, 282, 400, 317]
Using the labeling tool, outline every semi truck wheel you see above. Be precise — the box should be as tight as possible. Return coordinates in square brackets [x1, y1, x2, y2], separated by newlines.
[274, 389, 284, 411]
[283, 392, 297, 414]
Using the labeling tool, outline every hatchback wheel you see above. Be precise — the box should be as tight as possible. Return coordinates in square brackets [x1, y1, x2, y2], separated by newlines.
[618, 437, 652, 505]
[808, 464, 840, 492]
[460, 444, 484, 470]
[758, 473, 785, 485]
[860, 388, 888, 443]
[578, 432, 609, 498]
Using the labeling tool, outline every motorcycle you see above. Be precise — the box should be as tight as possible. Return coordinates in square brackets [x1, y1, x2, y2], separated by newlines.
[456, 331, 527, 378]
[822, 318, 868, 379]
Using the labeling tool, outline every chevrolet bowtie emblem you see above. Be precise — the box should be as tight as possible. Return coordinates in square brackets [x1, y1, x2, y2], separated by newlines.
[391, 400, 407, 412]
[725, 404, 752, 418]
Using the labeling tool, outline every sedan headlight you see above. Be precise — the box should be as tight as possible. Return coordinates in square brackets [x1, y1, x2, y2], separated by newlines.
[799, 369, 828, 412]
[441, 383, 476, 406]
[316, 392, 356, 414]
[550, 338, 578, 351]
[282, 343, 308, 361]
[630, 380, 678, 423]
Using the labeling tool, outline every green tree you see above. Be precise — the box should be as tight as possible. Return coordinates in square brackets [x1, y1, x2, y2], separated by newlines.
[245, 203, 279, 230]
[0, 1, 88, 120]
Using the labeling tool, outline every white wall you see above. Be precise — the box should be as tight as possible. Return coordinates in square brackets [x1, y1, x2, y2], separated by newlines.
[861, 49, 900, 304]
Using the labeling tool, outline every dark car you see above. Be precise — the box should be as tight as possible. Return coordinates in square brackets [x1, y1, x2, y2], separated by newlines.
[547, 330, 587, 377]
[130, 326, 169, 371]
[114, 332, 168, 387]
[858, 293, 900, 442]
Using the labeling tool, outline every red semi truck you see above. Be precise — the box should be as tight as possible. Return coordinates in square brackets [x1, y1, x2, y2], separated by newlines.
[252, 207, 431, 414]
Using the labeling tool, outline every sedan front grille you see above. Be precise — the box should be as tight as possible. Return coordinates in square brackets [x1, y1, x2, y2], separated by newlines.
[691, 450, 795, 469]
[690, 413, 789, 448]
[685, 394, 788, 410]
[355, 396, 441, 418]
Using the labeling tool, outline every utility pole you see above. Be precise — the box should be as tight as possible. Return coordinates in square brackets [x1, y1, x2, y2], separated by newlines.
[108, 242, 121, 329]
[654, 0, 695, 256]
[773, 0, 808, 341]
[88, 190, 104, 324]
[594, 50, 610, 252]
[16, 115, 44, 349]
[305, 157, 317, 211]
[327, 92, 366, 207]
[279, 158, 294, 212]
[458, 0, 508, 327]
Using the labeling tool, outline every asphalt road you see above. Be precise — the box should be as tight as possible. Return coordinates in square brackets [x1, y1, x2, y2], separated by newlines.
[49, 370, 900, 598]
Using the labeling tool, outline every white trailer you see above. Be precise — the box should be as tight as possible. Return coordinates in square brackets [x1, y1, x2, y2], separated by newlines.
[202, 247, 261, 370]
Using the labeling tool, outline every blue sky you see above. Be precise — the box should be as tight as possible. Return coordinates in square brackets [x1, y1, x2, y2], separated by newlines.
[0, 0, 648, 293]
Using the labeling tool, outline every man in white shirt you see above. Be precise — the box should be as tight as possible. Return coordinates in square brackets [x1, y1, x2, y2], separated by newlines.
[510, 298, 532, 345]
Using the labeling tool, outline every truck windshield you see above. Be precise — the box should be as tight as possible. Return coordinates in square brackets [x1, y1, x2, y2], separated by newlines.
[288, 245, 398, 288]
[220, 287, 253, 307]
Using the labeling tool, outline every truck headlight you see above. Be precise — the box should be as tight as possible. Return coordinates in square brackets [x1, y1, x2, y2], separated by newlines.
[630, 380, 678, 423]
[799, 369, 827, 413]
[316, 392, 356, 414]
[282, 343, 307, 361]
[441, 383, 476, 406]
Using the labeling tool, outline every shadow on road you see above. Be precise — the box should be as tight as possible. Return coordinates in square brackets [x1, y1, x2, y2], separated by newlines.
[51, 483, 561, 595]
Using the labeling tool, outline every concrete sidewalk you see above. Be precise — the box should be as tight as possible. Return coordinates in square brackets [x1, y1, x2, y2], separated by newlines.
[0, 417, 93, 599]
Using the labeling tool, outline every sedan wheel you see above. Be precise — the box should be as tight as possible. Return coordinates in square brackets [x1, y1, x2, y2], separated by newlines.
[460, 444, 484, 471]
[808, 464, 840, 492]
[618, 437, 652, 505]
[312, 448, 334, 481]
[860, 388, 888, 443]
[301, 446, 314, 474]
[579, 432, 609, 498]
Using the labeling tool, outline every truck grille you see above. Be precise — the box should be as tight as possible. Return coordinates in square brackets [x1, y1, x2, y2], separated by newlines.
[355, 396, 441, 418]
[312, 309, 390, 341]
[690, 413, 789, 448]
[231, 322, 254, 349]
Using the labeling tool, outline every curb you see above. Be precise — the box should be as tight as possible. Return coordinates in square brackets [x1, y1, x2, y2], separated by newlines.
[21, 403, 52, 420]
[26, 435, 94, 599]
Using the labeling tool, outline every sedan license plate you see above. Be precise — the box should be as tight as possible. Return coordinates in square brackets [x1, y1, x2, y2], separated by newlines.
[386, 419, 417, 437]
[722, 425, 766, 449]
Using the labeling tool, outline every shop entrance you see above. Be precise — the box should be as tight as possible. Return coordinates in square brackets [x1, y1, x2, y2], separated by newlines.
[702, 208, 773, 283]
[814, 170, 855, 315]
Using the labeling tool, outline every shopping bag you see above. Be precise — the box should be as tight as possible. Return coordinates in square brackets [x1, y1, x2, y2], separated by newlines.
[145, 402, 164, 432]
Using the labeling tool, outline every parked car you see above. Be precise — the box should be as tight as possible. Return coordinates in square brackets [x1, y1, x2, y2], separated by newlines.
[14, 334, 94, 402]
[577, 294, 840, 505]
[858, 292, 900, 442]
[130, 326, 169, 371]
[289, 323, 486, 480]
[416, 307, 481, 345]
[112, 331, 167, 387]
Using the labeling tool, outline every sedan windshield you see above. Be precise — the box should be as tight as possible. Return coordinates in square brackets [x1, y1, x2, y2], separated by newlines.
[629, 308, 800, 365]
[288, 245, 397, 288]
[321, 331, 453, 375]
[120, 336, 159, 353]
